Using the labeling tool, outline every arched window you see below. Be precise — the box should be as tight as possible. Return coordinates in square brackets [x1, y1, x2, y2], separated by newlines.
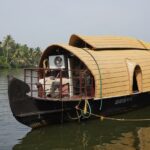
[133, 65, 142, 92]
[126, 59, 142, 93]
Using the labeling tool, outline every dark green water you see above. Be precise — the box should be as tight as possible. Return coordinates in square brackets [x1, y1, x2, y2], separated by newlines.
[1, 69, 150, 150]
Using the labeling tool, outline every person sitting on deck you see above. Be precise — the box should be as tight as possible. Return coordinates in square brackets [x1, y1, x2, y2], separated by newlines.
[37, 76, 69, 98]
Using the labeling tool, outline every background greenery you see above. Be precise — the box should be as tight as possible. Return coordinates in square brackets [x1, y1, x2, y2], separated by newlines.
[0, 35, 42, 68]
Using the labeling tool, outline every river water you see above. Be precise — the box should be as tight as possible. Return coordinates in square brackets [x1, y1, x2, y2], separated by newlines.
[1, 69, 150, 150]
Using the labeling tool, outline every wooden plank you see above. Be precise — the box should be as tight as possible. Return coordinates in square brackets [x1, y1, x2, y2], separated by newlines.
[140, 63, 150, 67]
[101, 76, 128, 84]
[87, 65, 99, 70]
[93, 57, 150, 62]
[100, 68, 127, 74]
[101, 80, 129, 89]
[91, 53, 150, 60]
[79, 57, 94, 61]
[94, 78, 129, 85]
[99, 65, 127, 70]
[102, 89, 129, 95]
[94, 71, 128, 80]
[90, 67, 127, 74]
[102, 90, 129, 98]
[98, 62, 125, 67]
[101, 82, 129, 89]
[92, 57, 147, 63]
[102, 85, 129, 93]
[131, 59, 150, 63]
[142, 74, 150, 79]
[101, 74, 128, 80]
[92, 50, 148, 55]
[143, 84, 150, 89]
[142, 87, 150, 92]
[96, 61, 125, 65]
[97, 49, 148, 53]
[142, 69, 150, 74]
[139, 66, 150, 70]
[143, 79, 150, 84]
[95, 83, 129, 92]
[143, 80, 150, 85]
[94, 90, 128, 98]
[90, 69, 99, 75]
[92, 41, 143, 45]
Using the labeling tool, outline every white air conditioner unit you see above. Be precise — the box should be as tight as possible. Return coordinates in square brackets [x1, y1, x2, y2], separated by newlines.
[49, 55, 66, 69]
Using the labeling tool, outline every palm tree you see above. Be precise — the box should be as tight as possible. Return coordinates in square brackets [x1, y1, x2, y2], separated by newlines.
[0, 41, 2, 56]
[2, 35, 16, 65]
[1, 35, 42, 68]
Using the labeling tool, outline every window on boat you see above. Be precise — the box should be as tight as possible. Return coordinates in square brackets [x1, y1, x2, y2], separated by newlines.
[132, 65, 142, 93]
[72, 58, 94, 97]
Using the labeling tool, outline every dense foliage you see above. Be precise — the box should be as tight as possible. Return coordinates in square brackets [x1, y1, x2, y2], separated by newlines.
[0, 35, 42, 68]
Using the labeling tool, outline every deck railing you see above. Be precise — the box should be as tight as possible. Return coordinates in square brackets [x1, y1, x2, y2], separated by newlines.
[24, 68, 95, 99]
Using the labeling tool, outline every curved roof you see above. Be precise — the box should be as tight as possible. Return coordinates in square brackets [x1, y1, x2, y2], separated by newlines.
[69, 34, 148, 50]
[39, 44, 101, 98]
[40, 35, 150, 99]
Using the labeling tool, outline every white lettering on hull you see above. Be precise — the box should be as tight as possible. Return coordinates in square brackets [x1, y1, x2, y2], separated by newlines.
[115, 97, 132, 105]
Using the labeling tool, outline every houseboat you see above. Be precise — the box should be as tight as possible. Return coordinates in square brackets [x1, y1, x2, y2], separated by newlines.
[8, 34, 150, 128]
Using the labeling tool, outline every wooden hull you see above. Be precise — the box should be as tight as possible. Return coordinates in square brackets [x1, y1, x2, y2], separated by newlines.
[8, 76, 150, 128]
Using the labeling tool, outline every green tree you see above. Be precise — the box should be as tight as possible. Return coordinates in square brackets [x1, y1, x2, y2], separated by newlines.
[0, 35, 41, 68]
[1, 35, 16, 66]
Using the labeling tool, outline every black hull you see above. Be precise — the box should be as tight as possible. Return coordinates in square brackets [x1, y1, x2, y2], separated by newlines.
[8, 76, 150, 128]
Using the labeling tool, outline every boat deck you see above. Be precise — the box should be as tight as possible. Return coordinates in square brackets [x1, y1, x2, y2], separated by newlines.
[34, 95, 94, 102]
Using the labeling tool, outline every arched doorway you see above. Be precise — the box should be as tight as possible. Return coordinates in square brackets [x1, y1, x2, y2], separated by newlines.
[133, 65, 142, 93]
[126, 60, 142, 93]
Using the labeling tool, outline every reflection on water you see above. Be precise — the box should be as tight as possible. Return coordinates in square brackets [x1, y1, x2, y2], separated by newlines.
[1, 69, 150, 150]
[13, 119, 150, 150]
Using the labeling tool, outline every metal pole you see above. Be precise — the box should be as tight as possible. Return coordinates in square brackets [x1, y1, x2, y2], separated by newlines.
[59, 69, 62, 99]
[24, 69, 26, 83]
[31, 69, 33, 97]
[80, 70, 82, 97]
[68, 58, 73, 97]
[43, 69, 46, 98]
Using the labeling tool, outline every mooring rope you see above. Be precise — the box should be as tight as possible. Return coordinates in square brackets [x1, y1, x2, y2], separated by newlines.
[82, 99, 91, 119]
[67, 99, 91, 121]
[67, 110, 81, 121]
[75, 106, 150, 122]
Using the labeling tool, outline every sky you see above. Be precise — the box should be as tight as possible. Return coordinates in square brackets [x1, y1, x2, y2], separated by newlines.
[0, 0, 150, 50]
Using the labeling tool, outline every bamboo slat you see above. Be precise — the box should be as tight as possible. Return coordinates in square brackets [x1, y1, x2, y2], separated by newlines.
[102, 91, 129, 98]
[101, 77, 128, 84]
[142, 74, 150, 79]
[143, 82, 150, 87]
[102, 87, 129, 95]
[102, 82, 128, 89]
[142, 79, 150, 84]
[142, 70, 150, 75]
[100, 68, 127, 74]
